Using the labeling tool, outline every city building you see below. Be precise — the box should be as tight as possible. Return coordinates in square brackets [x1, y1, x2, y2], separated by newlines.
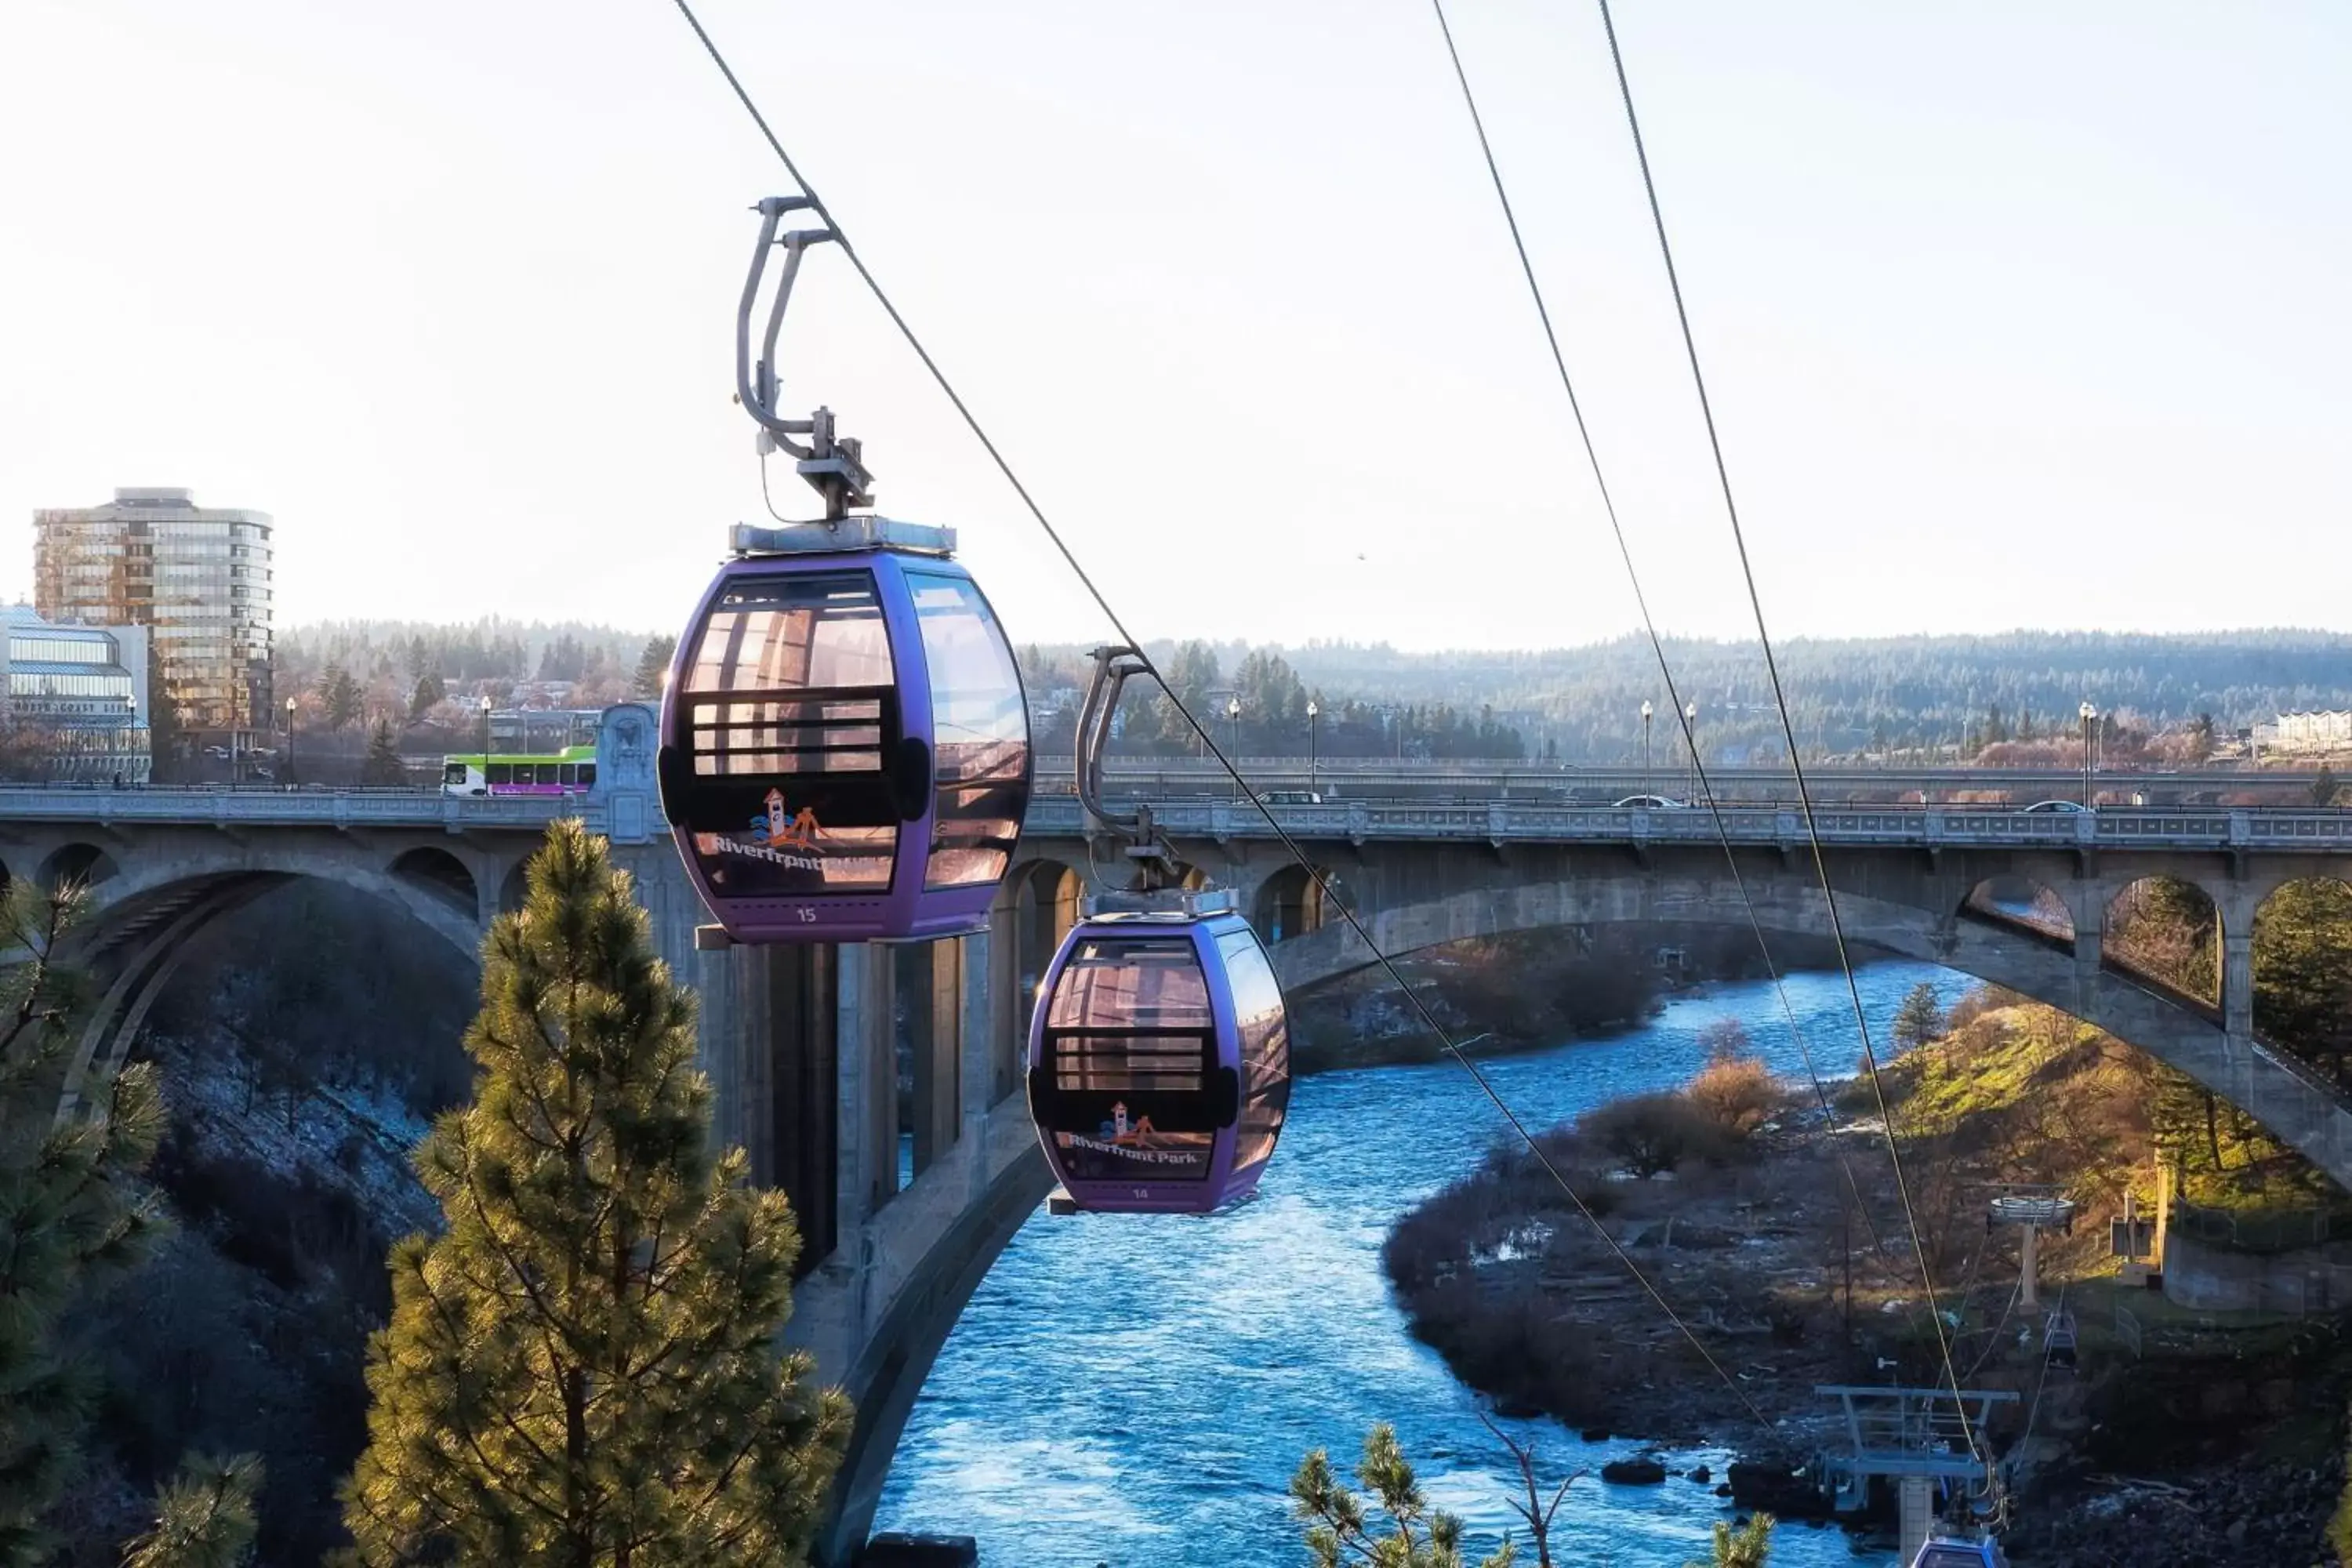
[2269, 711, 2352, 754]
[32, 487, 274, 735]
[0, 606, 151, 782]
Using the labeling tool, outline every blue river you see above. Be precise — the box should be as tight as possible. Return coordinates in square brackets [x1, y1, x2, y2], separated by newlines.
[877, 960, 1978, 1567]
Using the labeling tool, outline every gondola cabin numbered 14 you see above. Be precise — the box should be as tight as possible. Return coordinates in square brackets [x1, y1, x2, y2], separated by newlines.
[658, 518, 1031, 946]
[1028, 896, 1292, 1214]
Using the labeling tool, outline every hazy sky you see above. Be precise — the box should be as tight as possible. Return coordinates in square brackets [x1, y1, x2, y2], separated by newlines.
[4, 2, 2347, 650]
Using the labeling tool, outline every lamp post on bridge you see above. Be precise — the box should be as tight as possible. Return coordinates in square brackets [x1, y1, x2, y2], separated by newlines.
[1306, 699, 1319, 797]
[1226, 696, 1242, 799]
[2079, 701, 2097, 808]
[480, 695, 494, 796]
[1684, 699, 1697, 801]
[1640, 700, 1653, 797]
[285, 695, 296, 786]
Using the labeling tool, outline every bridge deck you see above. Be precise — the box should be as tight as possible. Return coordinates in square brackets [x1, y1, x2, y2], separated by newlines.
[1, 785, 2347, 854]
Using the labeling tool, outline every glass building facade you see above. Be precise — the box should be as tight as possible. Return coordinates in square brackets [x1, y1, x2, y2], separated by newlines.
[32, 487, 273, 732]
[0, 606, 151, 782]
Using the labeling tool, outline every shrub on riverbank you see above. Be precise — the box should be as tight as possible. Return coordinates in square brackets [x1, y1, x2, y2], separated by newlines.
[1686, 1026, 1778, 1139]
[1583, 1093, 1724, 1178]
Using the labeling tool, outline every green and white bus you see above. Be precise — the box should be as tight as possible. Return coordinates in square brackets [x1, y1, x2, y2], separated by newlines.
[441, 742, 598, 797]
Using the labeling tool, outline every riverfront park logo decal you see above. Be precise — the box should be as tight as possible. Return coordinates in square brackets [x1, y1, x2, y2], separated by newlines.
[694, 787, 829, 873]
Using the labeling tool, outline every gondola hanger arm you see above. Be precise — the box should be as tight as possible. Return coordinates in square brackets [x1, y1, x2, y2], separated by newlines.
[1076, 644, 1182, 891]
[736, 195, 873, 521]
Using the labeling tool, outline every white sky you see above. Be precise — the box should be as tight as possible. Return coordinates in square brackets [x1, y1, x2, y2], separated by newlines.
[3, 2, 2347, 651]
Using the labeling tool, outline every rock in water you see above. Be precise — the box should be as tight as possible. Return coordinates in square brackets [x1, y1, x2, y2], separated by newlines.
[1726, 1461, 1831, 1519]
[1600, 1456, 1669, 1485]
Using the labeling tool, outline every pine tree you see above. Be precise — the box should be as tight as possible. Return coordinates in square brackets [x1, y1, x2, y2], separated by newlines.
[0, 882, 168, 1566]
[632, 635, 678, 700]
[341, 822, 850, 1568]
[1686, 1513, 1773, 1568]
[122, 1455, 263, 1568]
[408, 671, 447, 724]
[321, 665, 363, 731]
[1893, 982, 1945, 1051]
[361, 720, 405, 786]
[1292, 1424, 1517, 1568]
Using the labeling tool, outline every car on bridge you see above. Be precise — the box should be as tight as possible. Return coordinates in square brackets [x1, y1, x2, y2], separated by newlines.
[1612, 794, 1687, 809]
[2021, 799, 2087, 813]
[1257, 789, 1323, 805]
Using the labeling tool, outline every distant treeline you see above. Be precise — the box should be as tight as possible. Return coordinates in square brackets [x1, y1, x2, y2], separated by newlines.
[278, 620, 2352, 766]
[279, 619, 648, 691]
[1020, 629, 2352, 764]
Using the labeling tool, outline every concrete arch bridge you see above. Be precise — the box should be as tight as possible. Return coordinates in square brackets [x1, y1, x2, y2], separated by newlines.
[4, 731, 2350, 1562]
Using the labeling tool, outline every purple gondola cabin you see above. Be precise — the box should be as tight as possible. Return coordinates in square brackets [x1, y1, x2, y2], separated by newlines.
[1027, 908, 1292, 1214]
[658, 543, 1030, 944]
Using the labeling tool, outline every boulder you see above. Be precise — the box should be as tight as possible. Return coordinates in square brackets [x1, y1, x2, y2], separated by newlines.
[1726, 1461, 1831, 1520]
[1600, 1456, 1668, 1485]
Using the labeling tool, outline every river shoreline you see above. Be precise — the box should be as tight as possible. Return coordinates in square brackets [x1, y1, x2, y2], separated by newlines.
[881, 963, 1980, 1566]
[1377, 997, 2352, 1566]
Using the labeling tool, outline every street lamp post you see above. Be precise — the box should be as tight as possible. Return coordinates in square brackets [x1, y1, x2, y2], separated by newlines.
[285, 695, 297, 786]
[2078, 701, 2097, 808]
[1640, 700, 1653, 798]
[1684, 700, 1698, 800]
[1226, 697, 1242, 797]
[1306, 699, 1319, 797]
[480, 695, 495, 796]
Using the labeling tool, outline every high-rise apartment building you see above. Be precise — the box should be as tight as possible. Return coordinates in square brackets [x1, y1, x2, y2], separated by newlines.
[33, 487, 273, 732]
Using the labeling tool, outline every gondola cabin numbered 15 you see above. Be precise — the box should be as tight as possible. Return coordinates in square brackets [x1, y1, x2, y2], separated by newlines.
[658, 518, 1031, 946]
[1027, 897, 1292, 1214]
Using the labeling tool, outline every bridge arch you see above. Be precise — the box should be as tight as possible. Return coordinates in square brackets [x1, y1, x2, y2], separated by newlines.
[40, 841, 119, 891]
[2252, 877, 2352, 1077]
[391, 846, 479, 921]
[2103, 873, 2221, 1008]
[1958, 873, 2073, 946]
[1266, 874, 2352, 1192]
[1253, 861, 1333, 946]
[56, 855, 494, 1122]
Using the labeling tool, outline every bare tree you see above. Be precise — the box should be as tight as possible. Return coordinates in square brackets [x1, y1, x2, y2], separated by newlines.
[1475, 1413, 1580, 1568]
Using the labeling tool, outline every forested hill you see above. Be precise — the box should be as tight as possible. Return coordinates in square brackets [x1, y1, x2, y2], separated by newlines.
[278, 617, 2352, 765]
[1019, 628, 2352, 763]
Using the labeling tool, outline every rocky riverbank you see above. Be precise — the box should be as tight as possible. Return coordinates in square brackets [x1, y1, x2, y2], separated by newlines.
[2003, 1454, 2344, 1567]
[1380, 991, 2352, 1564]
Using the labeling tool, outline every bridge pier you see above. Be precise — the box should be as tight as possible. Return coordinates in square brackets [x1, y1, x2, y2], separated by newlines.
[2223, 927, 2255, 1044]
[793, 924, 1049, 1568]
[2069, 891, 2105, 1018]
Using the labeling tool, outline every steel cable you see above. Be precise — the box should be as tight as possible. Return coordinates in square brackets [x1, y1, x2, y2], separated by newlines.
[1579, 0, 1982, 1467]
[668, 0, 1776, 1436]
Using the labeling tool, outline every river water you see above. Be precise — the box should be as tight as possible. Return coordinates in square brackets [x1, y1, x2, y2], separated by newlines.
[877, 960, 1979, 1567]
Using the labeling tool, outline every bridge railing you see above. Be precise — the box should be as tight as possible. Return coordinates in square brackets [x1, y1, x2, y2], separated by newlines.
[1019, 797, 2352, 851]
[0, 786, 2344, 852]
[0, 785, 564, 829]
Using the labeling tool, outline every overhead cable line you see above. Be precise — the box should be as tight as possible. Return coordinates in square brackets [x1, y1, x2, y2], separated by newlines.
[666, 0, 1773, 1434]
[1421, 0, 1909, 1283]
[1578, 0, 1980, 1462]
